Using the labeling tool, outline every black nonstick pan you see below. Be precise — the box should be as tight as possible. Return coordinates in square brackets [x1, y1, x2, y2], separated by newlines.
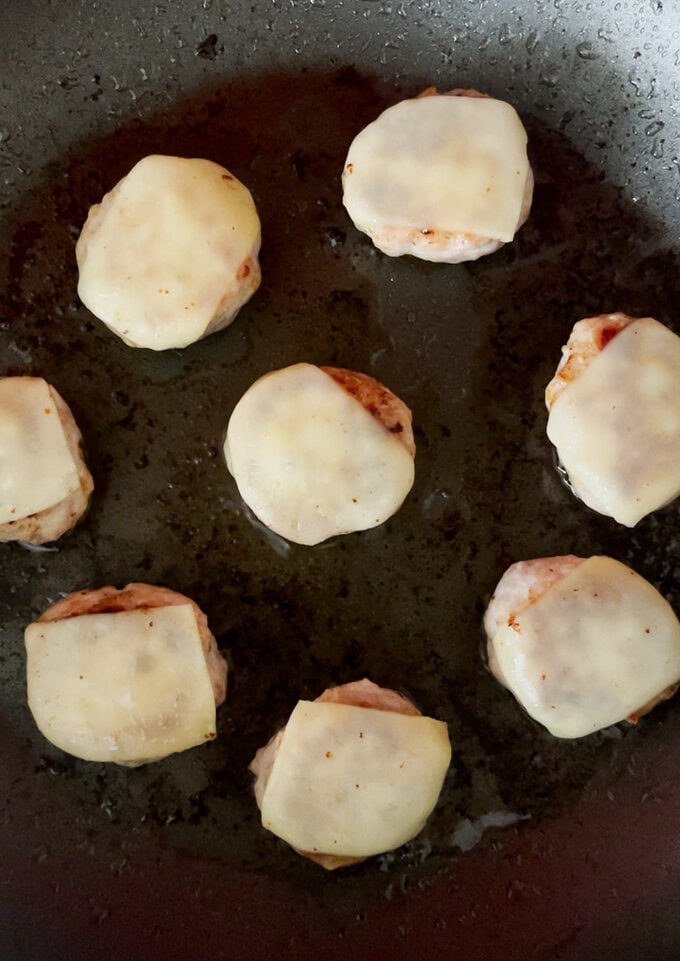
[1, 1, 679, 959]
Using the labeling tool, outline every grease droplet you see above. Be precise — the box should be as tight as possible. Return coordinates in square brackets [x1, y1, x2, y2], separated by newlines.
[576, 42, 599, 60]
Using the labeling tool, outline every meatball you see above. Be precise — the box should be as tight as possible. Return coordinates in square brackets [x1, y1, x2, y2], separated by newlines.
[545, 313, 680, 526]
[484, 556, 680, 738]
[0, 376, 93, 545]
[250, 679, 451, 869]
[224, 363, 415, 546]
[76, 155, 261, 350]
[25, 583, 228, 766]
[342, 88, 533, 263]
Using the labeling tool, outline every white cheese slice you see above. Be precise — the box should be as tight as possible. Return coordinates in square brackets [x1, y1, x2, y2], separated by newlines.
[342, 95, 529, 243]
[225, 363, 415, 545]
[0, 377, 80, 525]
[490, 556, 680, 739]
[260, 700, 451, 857]
[76, 155, 261, 350]
[25, 604, 217, 763]
[547, 317, 680, 526]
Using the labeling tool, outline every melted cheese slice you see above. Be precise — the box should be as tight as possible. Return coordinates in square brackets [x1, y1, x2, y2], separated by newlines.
[25, 604, 217, 763]
[342, 95, 529, 243]
[547, 317, 680, 526]
[489, 556, 680, 739]
[76, 155, 261, 350]
[0, 377, 80, 525]
[260, 701, 451, 857]
[225, 364, 415, 545]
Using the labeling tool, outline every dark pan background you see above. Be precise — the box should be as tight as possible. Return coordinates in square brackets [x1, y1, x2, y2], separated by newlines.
[1, 1, 679, 959]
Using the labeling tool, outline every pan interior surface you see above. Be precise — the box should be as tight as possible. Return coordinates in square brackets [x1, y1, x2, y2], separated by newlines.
[0, 2, 679, 959]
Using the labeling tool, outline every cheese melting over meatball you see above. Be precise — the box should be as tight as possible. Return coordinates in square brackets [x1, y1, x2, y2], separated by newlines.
[76, 155, 261, 350]
[546, 314, 680, 526]
[342, 91, 532, 262]
[0, 377, 93, 544]
[484, 556, 680, 739]
[25, 585, 227, 765]
[250, 680, 451, 868]
[224, 363, 415, 546]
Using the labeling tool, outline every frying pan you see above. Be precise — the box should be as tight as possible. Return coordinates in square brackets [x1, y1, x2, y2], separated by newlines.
[1, 1, 679, 958]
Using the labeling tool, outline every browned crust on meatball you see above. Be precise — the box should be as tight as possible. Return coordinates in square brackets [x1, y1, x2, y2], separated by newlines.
[235, 256, 259, 284]
[545, 313, 635, 410]
[37, 583, 227, 708]
[627, 682, 680, 724]
[320, 367, 415, 458]
[0, 383, 94, 545]
[418, 86, 489, 100]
